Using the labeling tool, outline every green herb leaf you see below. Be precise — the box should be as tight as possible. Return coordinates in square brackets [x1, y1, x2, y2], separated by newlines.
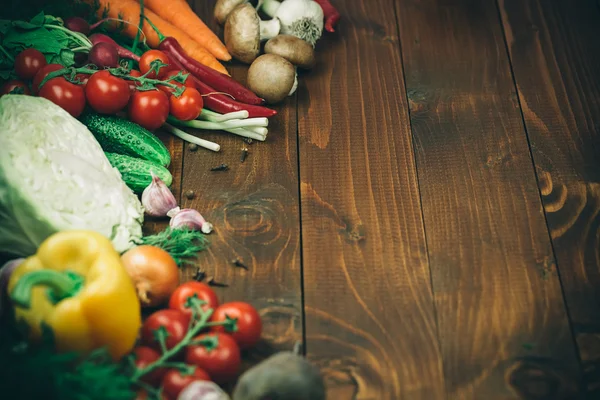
[140, 227, 209, 267]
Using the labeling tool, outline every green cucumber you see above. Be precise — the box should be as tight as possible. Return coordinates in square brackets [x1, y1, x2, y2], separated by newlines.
[105, 152, 173, 194]
[80, 112, 171, 167]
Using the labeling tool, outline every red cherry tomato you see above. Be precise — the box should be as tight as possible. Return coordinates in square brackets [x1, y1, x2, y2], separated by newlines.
[185, 333, 241, 384]
[85, 70, 130, 114]
[14, 48, 47, 80]
[133, 346, 167, 386]
[128, 90, 170, 131]
[169, 282, 219, 318]
[139, 50, 170, 79]
[141, 309, 190, 352]
[38, 77, 86, 117]
[161, 367, 211, 399]
[169, 87, 203, 121]
[32, 63, 63, 94]
[0, 80, 31, 96]
[158, 70, 195, 97]
[209, 302, 262, 349]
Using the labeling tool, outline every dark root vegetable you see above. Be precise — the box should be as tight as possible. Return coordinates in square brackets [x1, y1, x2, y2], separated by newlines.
[64, 16, 91, 36]
[88, 42, 119, 68]
[89, 33, 141, 62]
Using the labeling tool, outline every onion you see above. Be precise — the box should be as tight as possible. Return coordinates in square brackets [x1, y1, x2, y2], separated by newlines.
[0, 258, 24, 317]
[121, 245, 180, 308]
[177, 381, 231, 400]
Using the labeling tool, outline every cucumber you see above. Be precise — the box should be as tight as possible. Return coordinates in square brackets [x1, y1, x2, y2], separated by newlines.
[80, 112, 171, 167]
[105, 152, 173, 194]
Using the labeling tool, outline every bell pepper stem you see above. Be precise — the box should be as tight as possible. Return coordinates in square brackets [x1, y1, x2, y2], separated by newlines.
[10, 270, 84, 308]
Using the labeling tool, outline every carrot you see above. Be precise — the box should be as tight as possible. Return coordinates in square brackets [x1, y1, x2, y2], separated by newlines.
[90, 0, 229, 75]
[144, 0, 231, 62]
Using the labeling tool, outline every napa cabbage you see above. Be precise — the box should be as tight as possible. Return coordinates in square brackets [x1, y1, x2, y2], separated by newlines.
[0, 95, 144, 256]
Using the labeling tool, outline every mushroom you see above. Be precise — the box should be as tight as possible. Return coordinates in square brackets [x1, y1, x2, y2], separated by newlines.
[247, 54, 297, 104]
[224, 3, 281, 64]
[264, 34, 315, 69]
[214, 0, 246, 25]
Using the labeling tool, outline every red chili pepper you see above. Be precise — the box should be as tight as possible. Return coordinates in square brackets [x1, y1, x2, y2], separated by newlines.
[314, 0, 341, 33]
[193, 77, 277, 118]
[142, 15, 264, 105]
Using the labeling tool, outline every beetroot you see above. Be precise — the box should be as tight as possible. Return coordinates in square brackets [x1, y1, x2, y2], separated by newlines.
[64, 17, 91, 36]
[88, 42, 119, 68]
[89, 33, 140, 62]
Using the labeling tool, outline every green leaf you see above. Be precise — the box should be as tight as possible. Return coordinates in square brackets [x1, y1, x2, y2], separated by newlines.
[0, 20, 11, 35]
[11, 11, 46, 30]
[59, 49, 76, 67]
[0, 70, 15, 80]
[3, 27, 66, 55]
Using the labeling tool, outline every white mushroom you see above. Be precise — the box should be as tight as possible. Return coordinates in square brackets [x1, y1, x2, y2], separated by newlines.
[264, 34, 315, 69]
[224, 3, 281, 64]
[247, 54, 297, 104]
[214, 0, 248, 25]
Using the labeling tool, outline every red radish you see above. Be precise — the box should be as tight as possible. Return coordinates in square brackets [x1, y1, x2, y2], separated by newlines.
[88, 42, 119, 68]
[89, 33, 140, 62]
[64, 17, 90, 35]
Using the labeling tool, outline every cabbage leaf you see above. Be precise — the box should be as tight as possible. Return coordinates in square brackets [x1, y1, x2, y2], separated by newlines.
[0, 95, 144, 257]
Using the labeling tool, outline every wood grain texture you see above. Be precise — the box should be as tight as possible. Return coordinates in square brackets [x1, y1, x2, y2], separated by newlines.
[179, 0, 303, 368]
[497, 0, 600, 395]
[298, 1, 444, 398]
[395, 0, 582, 398]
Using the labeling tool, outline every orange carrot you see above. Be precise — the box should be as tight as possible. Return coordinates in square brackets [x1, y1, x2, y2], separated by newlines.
[90, 0, 229, 75]
[144, 0, 231, 62]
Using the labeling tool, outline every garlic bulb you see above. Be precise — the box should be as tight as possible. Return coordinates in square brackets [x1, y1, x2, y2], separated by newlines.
[260, 0, 324, 46]
[141, 173, 178, 217]
[168, 207, 214, 234]
[177, 380, 230, 400]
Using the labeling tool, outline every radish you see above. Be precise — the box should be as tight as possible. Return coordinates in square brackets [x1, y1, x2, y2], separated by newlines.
[89, 33, 140, 62]
[88, 42, 119, 68]
[64, 17, 91, 35]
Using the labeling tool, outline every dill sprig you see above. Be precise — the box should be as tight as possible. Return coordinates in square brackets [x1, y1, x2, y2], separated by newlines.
[140, 227, 209, 267]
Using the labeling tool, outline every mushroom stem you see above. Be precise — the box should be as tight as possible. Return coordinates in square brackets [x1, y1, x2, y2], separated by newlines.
[260, 0, 282, 17]
[288, 72, 298, 96]
[260, 19, 281, 40]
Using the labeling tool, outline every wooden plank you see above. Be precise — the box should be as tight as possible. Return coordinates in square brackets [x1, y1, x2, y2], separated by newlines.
[297, 1, 444, 398]
[179, 0, 303, 367]
[497, 0, 600, 395]
[395, 0, 582, 398]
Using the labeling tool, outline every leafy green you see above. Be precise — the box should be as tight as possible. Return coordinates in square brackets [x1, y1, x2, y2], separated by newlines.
[0, 12, 87, 67]
[0, 0, 97, 23]
[140, 227, 209, 267]
[0, 309, 134, 400]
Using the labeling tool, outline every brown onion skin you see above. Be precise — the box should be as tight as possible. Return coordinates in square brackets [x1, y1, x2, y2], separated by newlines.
[120, 245, 180, 308]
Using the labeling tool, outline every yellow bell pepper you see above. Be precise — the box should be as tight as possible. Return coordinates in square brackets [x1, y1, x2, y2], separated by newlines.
[7, 230, 141, 360]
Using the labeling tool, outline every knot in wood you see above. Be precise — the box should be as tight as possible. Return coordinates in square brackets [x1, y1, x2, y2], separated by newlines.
[507, 359, 568, 400]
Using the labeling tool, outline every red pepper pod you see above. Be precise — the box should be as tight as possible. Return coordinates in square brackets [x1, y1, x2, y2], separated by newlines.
[194, 77, 277, 118]
[314, 0, 341, 33]
[159, 37, 265, 106]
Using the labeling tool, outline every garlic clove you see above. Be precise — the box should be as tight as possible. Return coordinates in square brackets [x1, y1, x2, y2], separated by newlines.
[141, 172, 179, 217]
[169, 208, 214, 234]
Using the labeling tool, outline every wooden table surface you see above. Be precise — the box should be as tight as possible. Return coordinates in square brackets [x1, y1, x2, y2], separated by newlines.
[148, 0, 600, 398]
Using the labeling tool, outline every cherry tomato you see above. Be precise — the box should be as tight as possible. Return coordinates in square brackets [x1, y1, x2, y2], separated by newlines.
[128, 69, 143, 93]
[158, 70, 195, 97]
[128, 90, 170, 131]
[14, 48, 47, 80]
[185, 333, 241, 384]
[161, 367, 211, 399]
[39, 77, 86, 117]
[169, 87, 203, 121]
[209, 302, 262, 349]
[169, 282, 219, 318]
[32, 63, 63, 94]
[85, 70, 130, 114]
[0, 80, 31, 96]
[139, 50, 170, 79]
[141, 309, 190, 352]
[133, 346, 167, 386]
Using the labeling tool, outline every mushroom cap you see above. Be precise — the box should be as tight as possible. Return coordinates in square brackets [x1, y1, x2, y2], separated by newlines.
[224, 3, 261, 64]
[264, 34, 316, 69]
[214, 0, 246, 25]
[247, 54, 296, 104]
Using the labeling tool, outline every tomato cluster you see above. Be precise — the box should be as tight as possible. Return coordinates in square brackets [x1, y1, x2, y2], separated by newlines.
[1, 48, 203, 130]
[133, 281, 262, 399]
